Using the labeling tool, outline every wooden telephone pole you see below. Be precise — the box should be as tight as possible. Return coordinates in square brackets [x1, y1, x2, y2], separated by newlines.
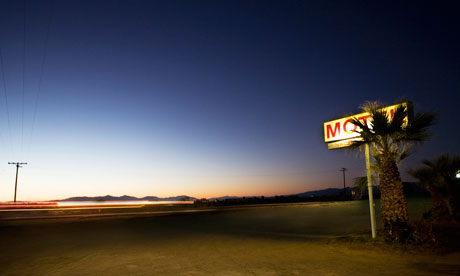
[8, 162, 27, 203]
[340, 167, 347, 195]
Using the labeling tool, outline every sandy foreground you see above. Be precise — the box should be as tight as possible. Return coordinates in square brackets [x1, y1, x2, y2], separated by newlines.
[0, 201, 459, 276]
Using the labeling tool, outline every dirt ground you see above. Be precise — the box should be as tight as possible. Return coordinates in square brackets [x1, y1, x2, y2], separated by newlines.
[1, 201, 459, 276]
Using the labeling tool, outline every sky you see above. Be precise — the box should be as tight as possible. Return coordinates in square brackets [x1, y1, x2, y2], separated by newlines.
[0, 0, 459, 201]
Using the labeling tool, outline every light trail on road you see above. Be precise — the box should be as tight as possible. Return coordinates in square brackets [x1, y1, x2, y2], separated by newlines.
[0, 205, 144, 212]
[0, 200, 198, 221]
[0, 201, 194, 209]
[0, 208, 219, 221]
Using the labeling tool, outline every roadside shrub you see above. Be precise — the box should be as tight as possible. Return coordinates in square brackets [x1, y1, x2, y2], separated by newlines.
[407, 218, 437, 248]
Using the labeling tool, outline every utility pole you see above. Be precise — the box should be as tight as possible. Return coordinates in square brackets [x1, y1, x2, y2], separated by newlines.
[340, 168, 347, 195]
[8, 162, 27, 203]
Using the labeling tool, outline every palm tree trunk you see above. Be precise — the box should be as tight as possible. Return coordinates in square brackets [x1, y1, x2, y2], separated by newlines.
[427, 184, 451, 221]
[379, 155, 410, 242]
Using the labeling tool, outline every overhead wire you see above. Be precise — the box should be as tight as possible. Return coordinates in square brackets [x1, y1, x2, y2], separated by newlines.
[28, 0, 54, 158]
[21, 0, 26, 158]
[0, 48, 13, 160]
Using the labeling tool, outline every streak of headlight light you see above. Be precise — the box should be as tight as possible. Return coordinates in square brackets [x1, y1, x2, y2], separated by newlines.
[56, 201, 194, 207]
[0, 201, 194, 208]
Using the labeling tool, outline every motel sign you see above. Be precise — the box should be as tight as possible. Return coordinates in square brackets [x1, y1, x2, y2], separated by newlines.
[323, 103, 409, 149]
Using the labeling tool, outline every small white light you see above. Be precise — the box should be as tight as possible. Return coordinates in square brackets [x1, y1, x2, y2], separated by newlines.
[456, 170, 460, 179]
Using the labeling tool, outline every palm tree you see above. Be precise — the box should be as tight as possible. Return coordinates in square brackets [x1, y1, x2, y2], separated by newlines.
[409, 166, 450, 221]
[350, 101, 436, 242]
[417, 154, 460, 220]
[353, 174, 376, 200]
[353, 159, 379, 200]
[353, 176, 368, 200]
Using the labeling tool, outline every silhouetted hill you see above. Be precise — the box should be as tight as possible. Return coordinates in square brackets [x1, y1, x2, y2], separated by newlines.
[208, 186, 362, 200]
[208, 196, 241, 201]
[58, 186, 387, 203]
[140, 196, 160, 201]
[296, 188, 350, 197]
[160, 195, 196, 201]
[209, 187, 369, 201]
[296, 186, 380, 197]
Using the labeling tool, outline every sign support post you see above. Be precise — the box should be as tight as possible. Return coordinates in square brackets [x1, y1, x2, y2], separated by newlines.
[365, 143, 376, 238]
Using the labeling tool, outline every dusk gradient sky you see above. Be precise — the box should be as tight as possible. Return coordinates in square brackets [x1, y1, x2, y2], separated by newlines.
[0, 0, 459, 201]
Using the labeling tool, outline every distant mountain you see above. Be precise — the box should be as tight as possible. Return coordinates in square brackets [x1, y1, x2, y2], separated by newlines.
[118, 195, 139, 201]
[208, 188, 366, 201]
[57, 186, 386, 202]
[357, 186, 381, 196]
[58, 195, 196, 202]
[208, 195, 242, 201]
[159, 195, 197, 201]
[295, 186, 380, 197]
[140, 196, 160, 201]
[295, 188, 352, 197]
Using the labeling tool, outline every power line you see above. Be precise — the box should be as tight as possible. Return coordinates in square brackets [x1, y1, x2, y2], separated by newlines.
[21, 0, 27, 155]
[28, 0, 54, 156]
[0, 48, 13, 157]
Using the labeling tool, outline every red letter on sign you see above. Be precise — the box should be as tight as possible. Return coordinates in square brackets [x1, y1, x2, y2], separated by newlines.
[327, 122, 340, 139]
[343, 119, 357, 134]
[383, 109, 395, 121]
[358, 115, 371, 126]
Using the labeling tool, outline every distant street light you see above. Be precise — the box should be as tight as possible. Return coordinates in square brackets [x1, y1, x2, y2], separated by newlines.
[456, 170, 460, 179]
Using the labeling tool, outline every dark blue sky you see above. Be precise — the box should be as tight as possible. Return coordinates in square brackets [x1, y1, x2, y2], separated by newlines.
[0, 0, 459, 200]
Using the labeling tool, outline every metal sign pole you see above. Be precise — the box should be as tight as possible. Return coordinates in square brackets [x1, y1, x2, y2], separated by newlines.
[365, 143, 376, 238]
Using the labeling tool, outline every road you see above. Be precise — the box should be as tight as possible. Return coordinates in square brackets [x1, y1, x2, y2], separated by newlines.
[1, 200, 459, 276]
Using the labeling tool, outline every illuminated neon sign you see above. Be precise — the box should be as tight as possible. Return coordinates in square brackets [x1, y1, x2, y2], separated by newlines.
[323, 102, 409, 148]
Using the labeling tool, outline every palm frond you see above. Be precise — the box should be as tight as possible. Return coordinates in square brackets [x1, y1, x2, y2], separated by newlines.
[369, 109, 389, 136]
[347, 101, 435, 170]
[408, 167, 433, 188]
[397, 148, 410, 165]
[359, 101, 380, 113]
[388, 104, 407, 133]
[412, 153, 460, 188]
[346, 139, 367, 150]
[402, 111, 437, 142]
